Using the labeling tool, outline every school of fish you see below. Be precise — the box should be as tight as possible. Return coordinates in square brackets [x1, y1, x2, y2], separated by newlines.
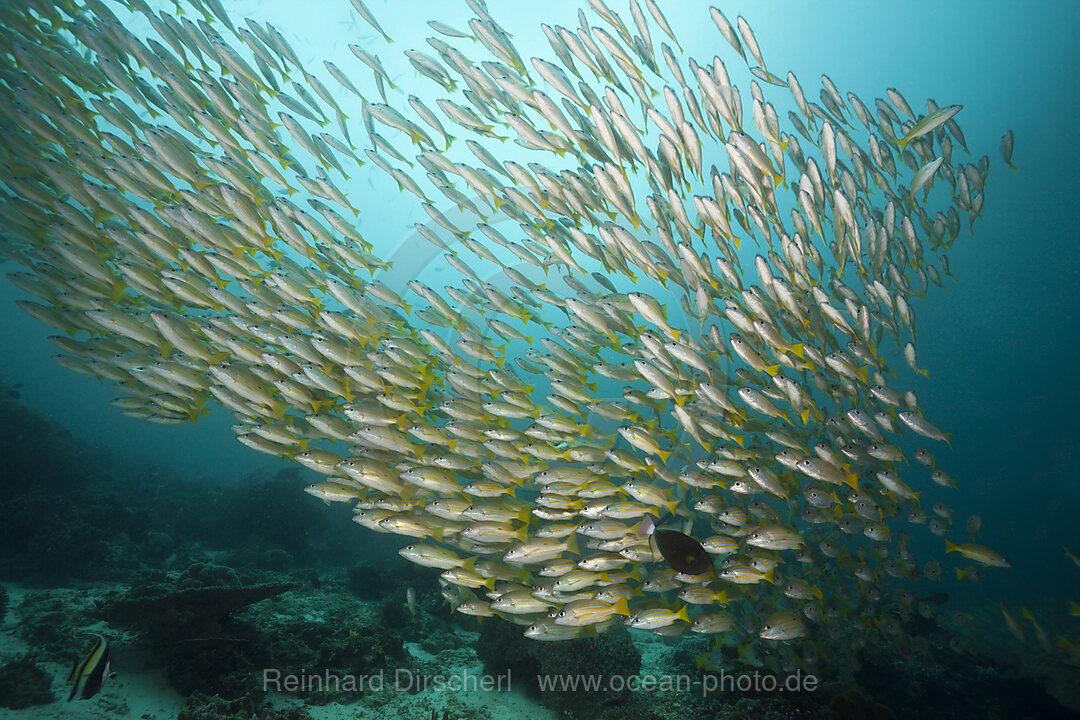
[0, 0, 1021, 671]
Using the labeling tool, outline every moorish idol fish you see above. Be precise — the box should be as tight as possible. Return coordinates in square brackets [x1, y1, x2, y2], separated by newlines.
[68, 634, 113, 701]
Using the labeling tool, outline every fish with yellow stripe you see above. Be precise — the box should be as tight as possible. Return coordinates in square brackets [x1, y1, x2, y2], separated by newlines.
[68, 634, 114, 701]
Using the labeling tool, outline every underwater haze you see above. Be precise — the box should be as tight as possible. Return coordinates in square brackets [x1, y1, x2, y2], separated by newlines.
[0, 1, 1078, 719]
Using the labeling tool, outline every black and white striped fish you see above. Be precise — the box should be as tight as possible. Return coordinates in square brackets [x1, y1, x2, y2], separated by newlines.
[68, 634, 113, 701]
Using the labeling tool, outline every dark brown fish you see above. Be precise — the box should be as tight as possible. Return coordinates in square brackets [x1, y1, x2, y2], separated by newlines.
[653, 529, 713, 575]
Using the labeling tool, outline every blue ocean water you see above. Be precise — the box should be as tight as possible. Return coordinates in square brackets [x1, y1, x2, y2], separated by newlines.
[0, 0, 1078, 716]
[3, 0, 1075, 600]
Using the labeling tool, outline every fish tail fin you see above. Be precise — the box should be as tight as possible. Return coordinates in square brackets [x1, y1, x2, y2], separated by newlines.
[674, 605, 690, 623]
[612, 597, 631, 616]
[788, 343, 804, 359]
[461, 556, 477, 572]
[843, 473, 859, 490]
[564, 534, 580, 556]
[91, 207, 113, 226]
[945, 539, 959, 554]
[764, 364, 780, 376]
[762, 568, 776, 585]
[656, 448, 672, 464]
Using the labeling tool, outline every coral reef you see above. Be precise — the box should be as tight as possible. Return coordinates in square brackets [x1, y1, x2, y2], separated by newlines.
[177, 562, 242, 589]
[422, 706, 489, 720]
[174, 690, 346, 720]
[256, 707, 316, 720]
[252, 589, 414, 704]
[0, 386, 135, 581]
[0, 394, 368, 584]
[13, 589, 100, 660]
[0, 488, 144, 582]
[345, 560, 395, 600]
[476, 621, 641, 719]
[196, 468, 330, 563]
[100, 565, 295, 696]
[820, 689, 895, 720]
[0, 654, 55, 709]
[177, 691, 264, 720]
[101, 575, 295, 640]
[0, 584, 7, 624]
[848, 643, 1080, 720]
[0, 382, 112, 503]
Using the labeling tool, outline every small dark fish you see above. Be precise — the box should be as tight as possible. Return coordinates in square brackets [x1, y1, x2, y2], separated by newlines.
[917, 592, 950, 606]
[68, 634, 113, 701]
[653, 529, 713, 575]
